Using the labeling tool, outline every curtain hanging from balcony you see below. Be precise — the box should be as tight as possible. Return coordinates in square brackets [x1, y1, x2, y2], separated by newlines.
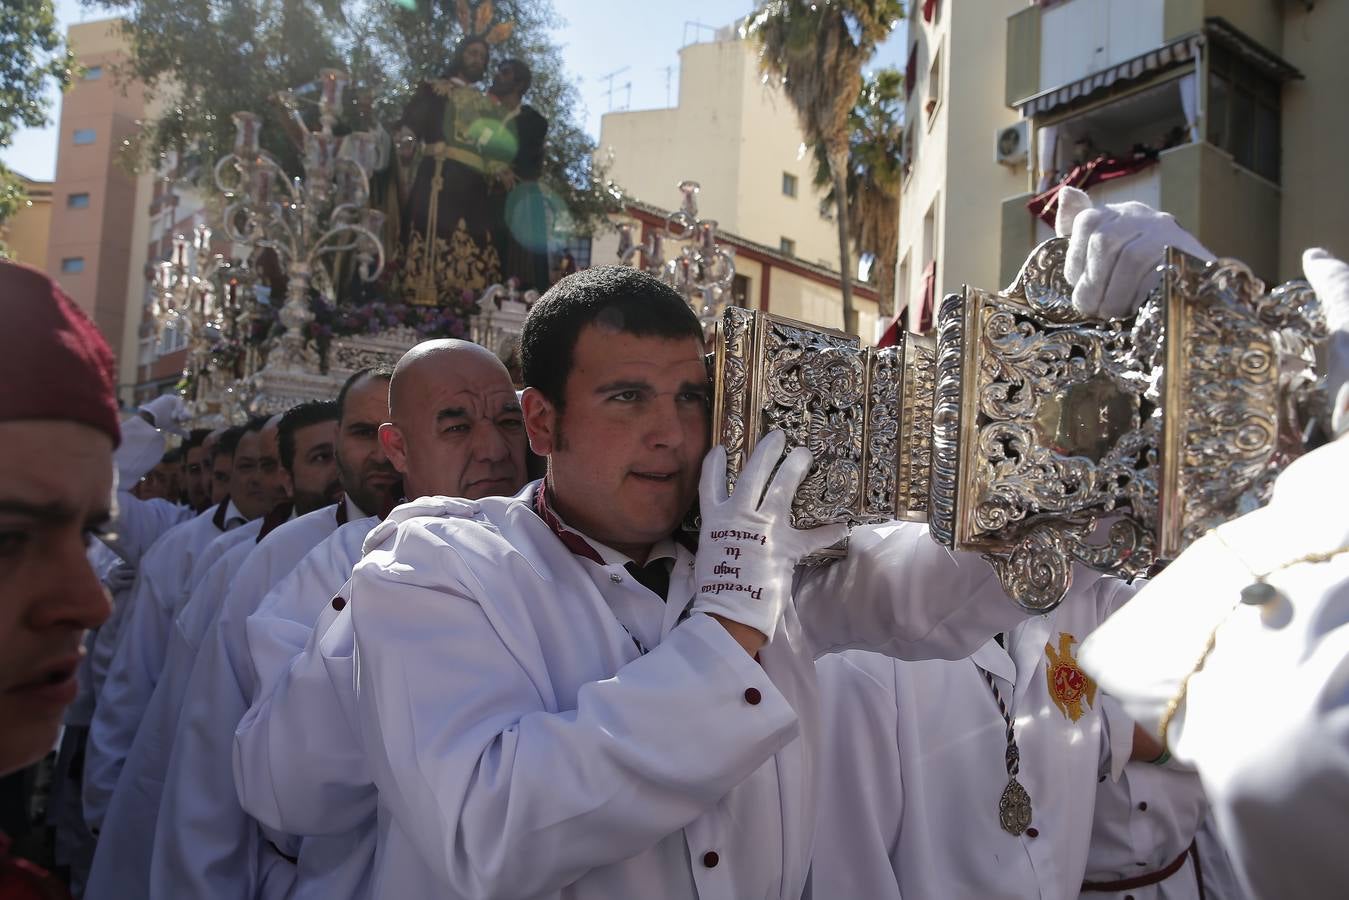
[1025, 153, 1159, 227]
[1016, 34, 1204, 118]
[1036, 124, 1059, 193]
[1177, 72, 1200, 142]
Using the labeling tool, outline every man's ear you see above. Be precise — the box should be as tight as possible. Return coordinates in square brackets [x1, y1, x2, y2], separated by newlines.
[521, 387, 557, 457]
[378, 423, 409, 475]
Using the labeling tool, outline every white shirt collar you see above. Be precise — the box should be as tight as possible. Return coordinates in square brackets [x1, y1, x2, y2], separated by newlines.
[550, 507, 677, 569]
[345, 495, 369, 522]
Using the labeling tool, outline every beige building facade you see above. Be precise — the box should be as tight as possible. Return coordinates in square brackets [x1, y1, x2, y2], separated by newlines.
[1001, 0, 1349, 287]
[591, 201, 881, 342]
[45, 18, 155, 403]
[895, 0, 1026, 335]
[899, 0, 1349, 335]
[1, 173, 53, 267]
[597, 23, 844, 281]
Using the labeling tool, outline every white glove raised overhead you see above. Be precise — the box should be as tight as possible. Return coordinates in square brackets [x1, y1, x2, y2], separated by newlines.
[1303, 247, 1349, 436]
[691, 430, 849, 642]
[139, 393, 190, 436]
[1055, 185, 1214, 320]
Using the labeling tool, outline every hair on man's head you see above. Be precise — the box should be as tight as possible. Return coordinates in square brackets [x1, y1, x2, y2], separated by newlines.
[500, 58, 532, 95]
[185, 428, 212, 451]
[520, 266, 704, 409]
[214, 425, 247, 460]
[278, 400, 339, 472]
[336, 366, 394, 424]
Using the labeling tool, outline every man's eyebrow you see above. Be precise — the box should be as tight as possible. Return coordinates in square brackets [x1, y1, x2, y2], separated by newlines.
[679, 380, 711, 394]
[500, 401, 522, 414]
[0, 499, 91, 525]
[306, 442, 335, 457]
[594, 379, 651, 394]
[435, 406, 469, 422]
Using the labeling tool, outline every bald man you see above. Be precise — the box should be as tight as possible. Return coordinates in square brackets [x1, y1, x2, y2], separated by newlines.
[380, 338, 529, 500]
[232, 341, 528, 899]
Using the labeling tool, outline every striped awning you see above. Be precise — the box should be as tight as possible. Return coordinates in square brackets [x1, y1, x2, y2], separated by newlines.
[1016, 34, 1204, 117]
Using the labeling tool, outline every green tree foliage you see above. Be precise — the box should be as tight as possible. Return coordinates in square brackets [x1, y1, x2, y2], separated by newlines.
[812, 67, 903, 319]
[82, 0, 621, 232]
[0, 0, 74, 238]
[745, 0, 902, 335]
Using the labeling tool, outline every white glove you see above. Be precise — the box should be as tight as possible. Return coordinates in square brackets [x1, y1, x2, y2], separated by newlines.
[360, 494, 477, 554]
[691, 430, 849, 642]
[1055, 185, 1214, 320]
[1303, 248, 1349, 436]
[139, 394, 190, 436]
[104, 562, 136, 594]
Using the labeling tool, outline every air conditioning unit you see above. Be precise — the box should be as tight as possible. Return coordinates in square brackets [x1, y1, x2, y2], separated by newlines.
[995, 120, 1030, 167]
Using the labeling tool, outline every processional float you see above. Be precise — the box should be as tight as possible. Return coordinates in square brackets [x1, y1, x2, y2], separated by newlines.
[148, 68, 540, 423]
[710, 240, 1328, 611]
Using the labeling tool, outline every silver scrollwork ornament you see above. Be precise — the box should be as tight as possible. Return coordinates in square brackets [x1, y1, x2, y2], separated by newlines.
[712, 238, 1328, 612]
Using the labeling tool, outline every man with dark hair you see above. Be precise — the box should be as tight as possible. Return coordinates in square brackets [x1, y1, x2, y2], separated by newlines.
[278, 400, 342, 516]
[127, 368, 399, 900]
[133, 449, 179, 502]
[183, 428, 214, 512]
[209, 424, 245, 507]
[0, 261, 118, 896]
[84, 418, 265, 837]
[322, 266, 1022, 896]
[334, 367, 401, 517]
[230, 343, 530, 898]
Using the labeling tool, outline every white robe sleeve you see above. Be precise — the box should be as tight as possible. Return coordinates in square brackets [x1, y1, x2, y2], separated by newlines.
[149, 548, 271, 900]
[84, 545, 178, 832]
[795, 521, 1028, 661]
[235, 599, 374, 836]
[810, 653, 905, 900]
[350, 522, 801, 898]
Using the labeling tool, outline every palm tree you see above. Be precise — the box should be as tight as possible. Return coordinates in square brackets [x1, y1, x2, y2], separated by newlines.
[812, 68, 904, 321]
[745, 0, 903, 336]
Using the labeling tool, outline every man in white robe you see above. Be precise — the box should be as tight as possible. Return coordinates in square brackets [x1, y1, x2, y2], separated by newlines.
[810, 597, 1207, 900]
[81, 401, 340, 899]
[1081, 246, 1349, 898]
[84, 419, 268, 834]
[335, 188, 1219, 895]
[137, 376, 395, 900]
[232, 340, 530, 899]
[317, 268, 1037, 898]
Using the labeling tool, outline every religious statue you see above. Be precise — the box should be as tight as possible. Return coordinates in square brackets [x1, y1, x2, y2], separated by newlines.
[392, 1, 517, 306]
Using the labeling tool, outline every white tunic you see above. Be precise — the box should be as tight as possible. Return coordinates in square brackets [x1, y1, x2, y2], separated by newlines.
[1083, 763, 1206, 899]
[1081, 434, 1349, 899]
[230, 515, 379, 900]
[84, 500, 245, 834]
[812, 567, 1144, 900]
[148, 503, 368, 900]
[84, 537, 258, 900]
[343, 487, 1026, 899]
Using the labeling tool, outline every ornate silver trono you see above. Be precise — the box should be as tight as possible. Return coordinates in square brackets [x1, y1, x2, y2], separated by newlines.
[712, 238, 1326, 613]
[711, 307, 934, 528]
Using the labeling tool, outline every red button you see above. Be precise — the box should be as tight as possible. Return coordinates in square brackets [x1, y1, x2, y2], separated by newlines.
[702, 851, 719, 868]
[332, 596, 347, 611]
[744, 687, 762, 705]
[1025, 827, 1039, 838]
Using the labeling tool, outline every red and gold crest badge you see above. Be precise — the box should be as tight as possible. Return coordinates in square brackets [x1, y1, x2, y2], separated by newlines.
[1044, 632, 1098, 722]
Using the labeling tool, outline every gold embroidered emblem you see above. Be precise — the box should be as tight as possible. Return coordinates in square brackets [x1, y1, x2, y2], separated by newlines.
[1044, 632, 1097, 722]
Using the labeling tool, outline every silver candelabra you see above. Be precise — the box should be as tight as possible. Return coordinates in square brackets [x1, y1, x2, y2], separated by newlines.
[617, 180, 736, 333]
[213, 69, 386, 372]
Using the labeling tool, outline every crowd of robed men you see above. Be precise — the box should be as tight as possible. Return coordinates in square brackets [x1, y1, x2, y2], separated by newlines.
[3, 185, 1349, 900]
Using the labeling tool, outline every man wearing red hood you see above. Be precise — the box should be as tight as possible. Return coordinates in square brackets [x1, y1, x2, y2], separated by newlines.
[0, 262, 119, 897]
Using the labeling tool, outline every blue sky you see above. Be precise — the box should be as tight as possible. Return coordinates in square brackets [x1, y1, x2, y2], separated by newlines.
[3, 0, 906, 181]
